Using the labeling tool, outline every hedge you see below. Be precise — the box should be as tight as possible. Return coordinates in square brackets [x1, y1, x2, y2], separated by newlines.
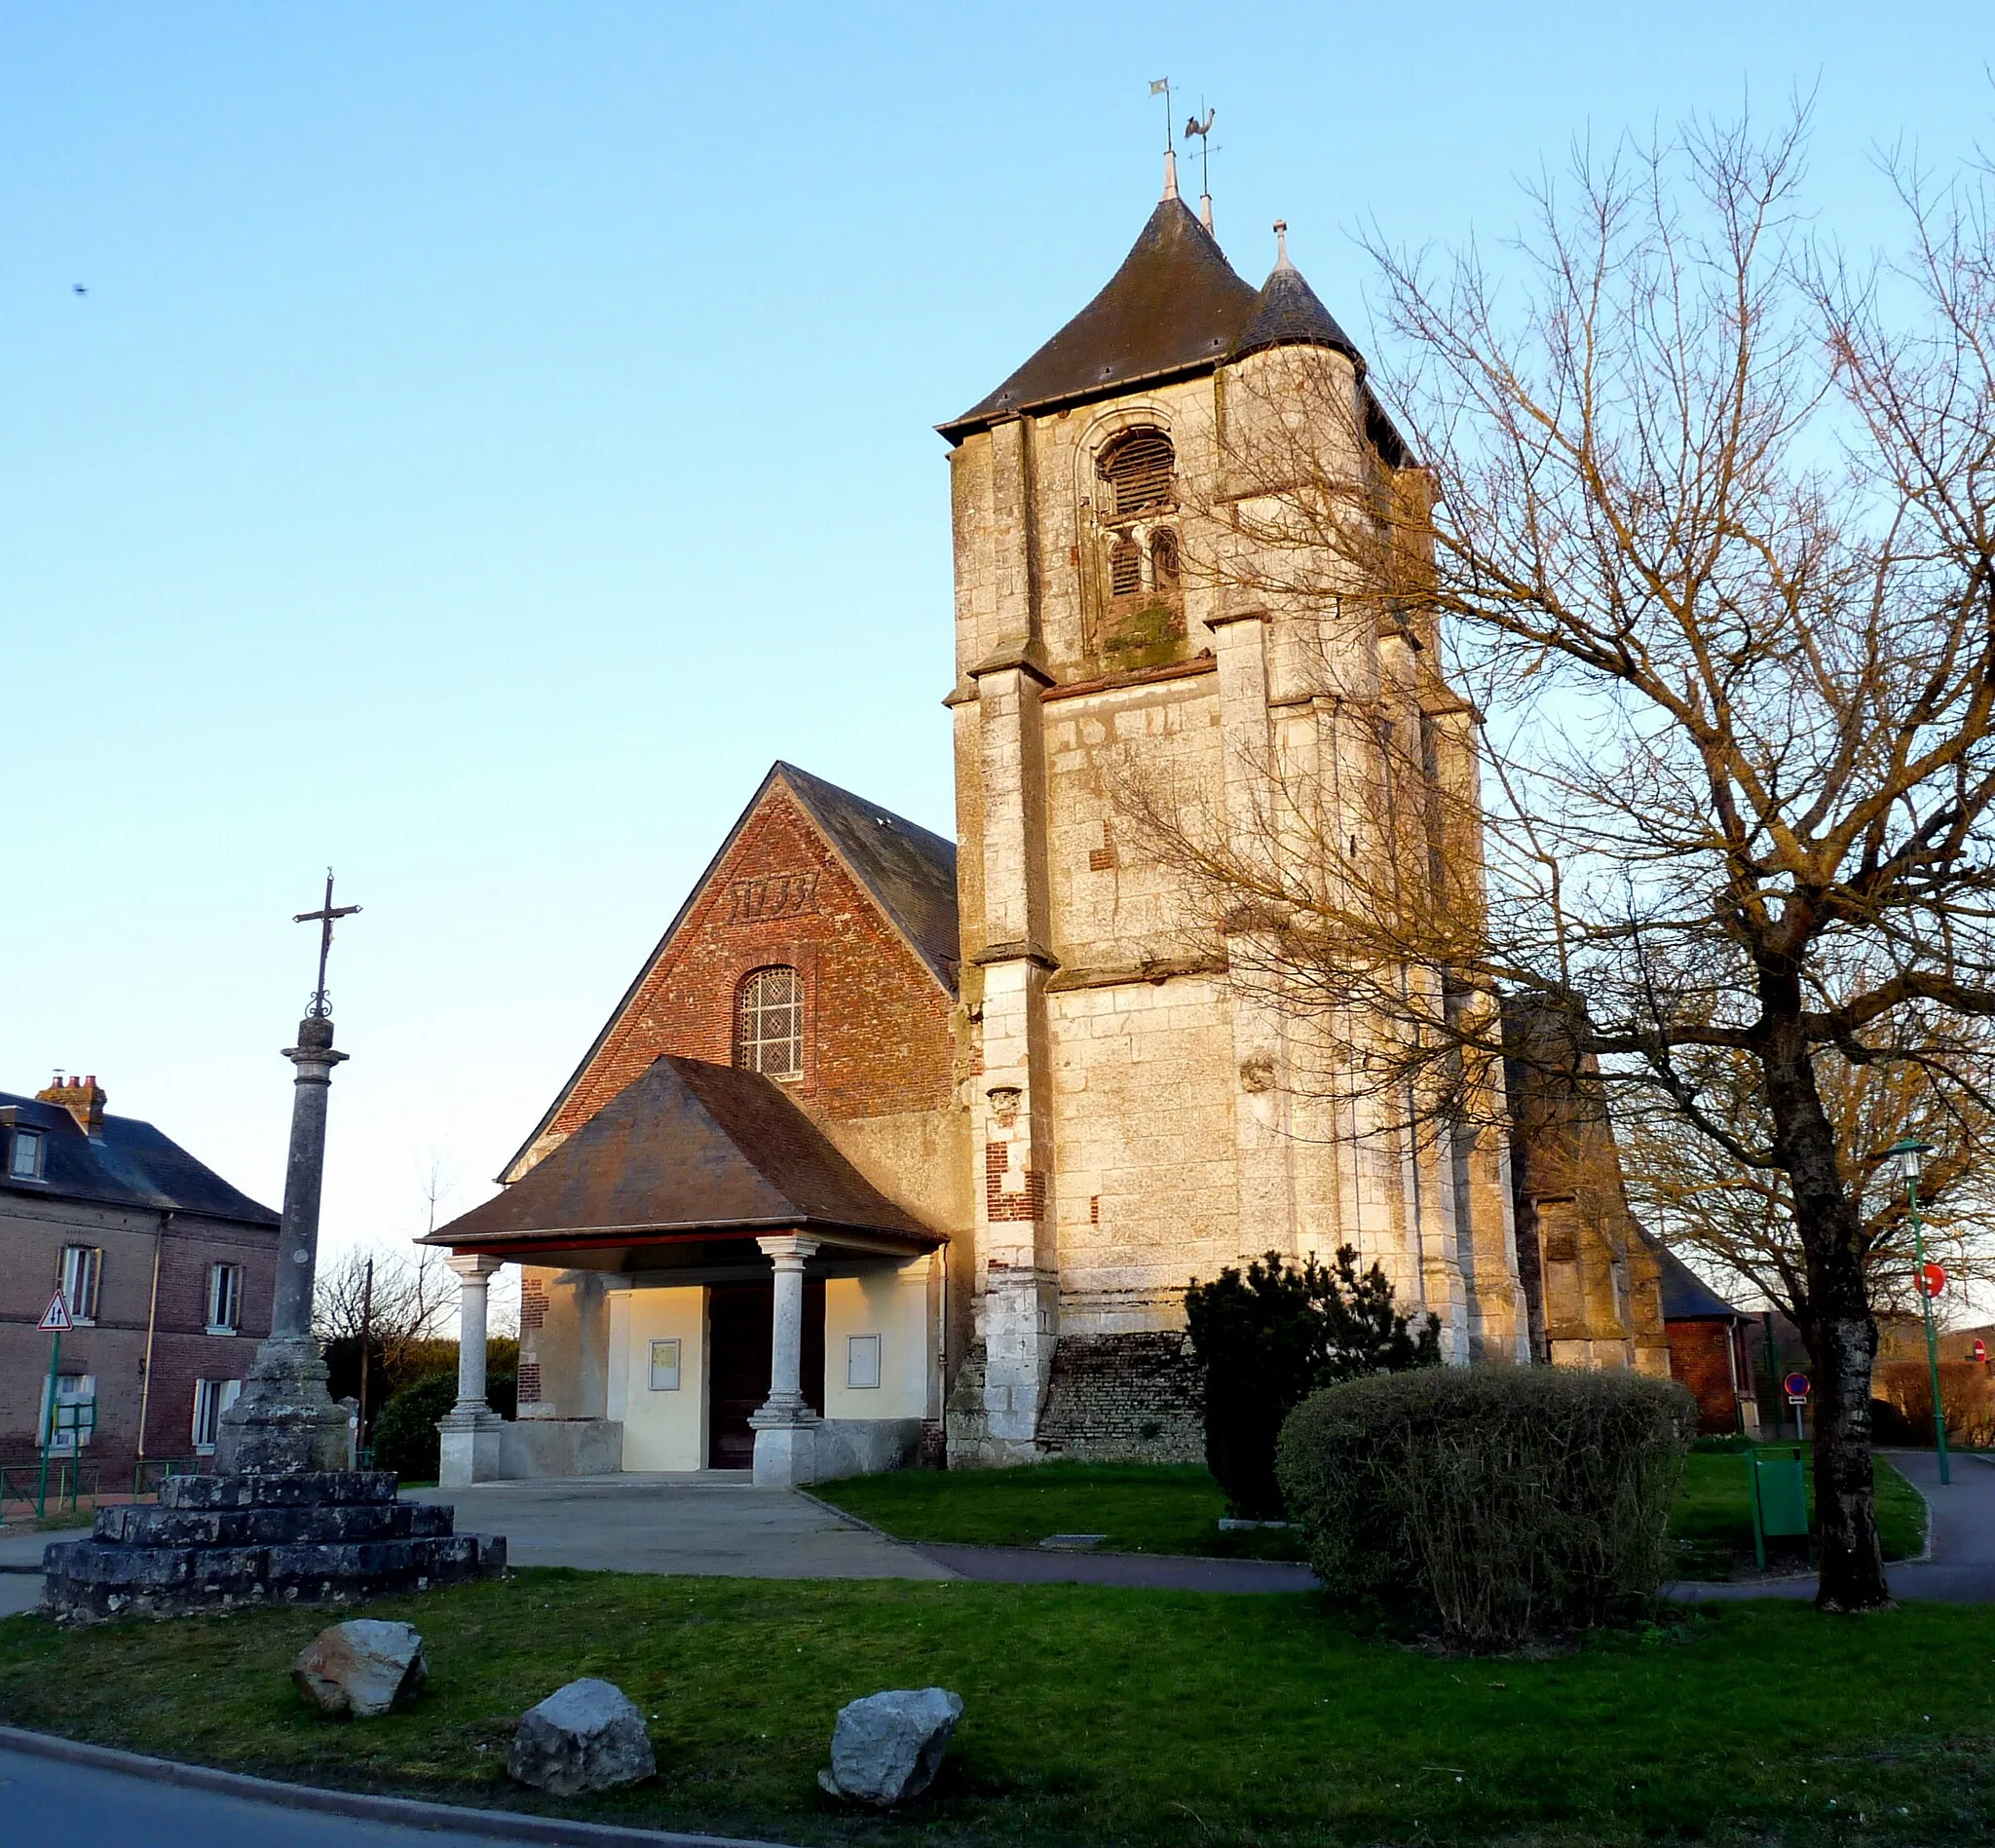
[1276, 1365, 1697, 1649]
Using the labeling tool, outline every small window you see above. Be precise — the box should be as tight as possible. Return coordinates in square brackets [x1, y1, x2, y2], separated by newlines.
[1110, 537, 1142, 597]
[191, 1377, 243, 1453]
[42, 1374, 96, 1452]
[58, 1245, 101, 1324]
[1098, 428, 1175, 518]
[735, 965, 804, 1078]
[8, 1127, 44, 1180]
[207, 1263, 244, 1336]
[847, 1334, 882, 1391]
[1150, 528, 1181, 588]
[648, 1339, 682, 1392]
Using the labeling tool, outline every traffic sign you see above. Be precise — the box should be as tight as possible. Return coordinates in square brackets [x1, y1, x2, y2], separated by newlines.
[1784, 1371, 1811, 1405]
[1920, 1263, 1947, 1298]
[37, 1291, 71, 1334]
[1974, 1339, 1988, 1365]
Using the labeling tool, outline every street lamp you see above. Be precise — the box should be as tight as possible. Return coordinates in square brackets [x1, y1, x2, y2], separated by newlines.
[1888, 1136, 1950, 1486]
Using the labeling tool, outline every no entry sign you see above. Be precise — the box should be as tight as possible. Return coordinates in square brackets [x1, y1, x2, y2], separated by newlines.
[1920, 1263, 1948, 1298]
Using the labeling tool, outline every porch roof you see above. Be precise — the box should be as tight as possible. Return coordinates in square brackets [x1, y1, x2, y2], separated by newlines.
[427, 1056, 943, 1260]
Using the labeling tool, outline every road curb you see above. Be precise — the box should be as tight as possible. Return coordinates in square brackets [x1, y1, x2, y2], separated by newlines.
[0, 1724, 802, 1848]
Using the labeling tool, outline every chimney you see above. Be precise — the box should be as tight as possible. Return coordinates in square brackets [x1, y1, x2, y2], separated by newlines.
[36, 1074, 106, 1134]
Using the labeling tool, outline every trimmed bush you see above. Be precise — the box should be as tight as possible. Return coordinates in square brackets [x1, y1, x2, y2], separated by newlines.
[1277, 1365, 1696, 1649]
[1185, 1248, 1440, 1518]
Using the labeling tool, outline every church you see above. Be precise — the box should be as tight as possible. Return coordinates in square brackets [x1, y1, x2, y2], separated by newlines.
[426, 158, 1669, 1488]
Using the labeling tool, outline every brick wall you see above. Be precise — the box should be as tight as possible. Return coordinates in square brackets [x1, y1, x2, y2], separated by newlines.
[533, 784, 958, 1153]
[1036, 1332, 1205, 1463]
[0, 1201, 276, 1470]
[1666, 1319, 1743, 1435]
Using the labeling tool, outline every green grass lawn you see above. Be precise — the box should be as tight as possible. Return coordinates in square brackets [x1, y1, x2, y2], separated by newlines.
[4, 1569, 1993, 1847]
[816, 1460, 1308, 1559]
[814, 1452, 1932, 1582]
[1669, 1450, 1928, 1579]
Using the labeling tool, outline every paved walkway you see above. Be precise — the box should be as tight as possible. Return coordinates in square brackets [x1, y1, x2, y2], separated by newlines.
[405, 1474, 955, 1580]
[914, 1541, 1317, 1591]
[0, 1526, 86, 1618]
[1675, 1450, 1995, 1603]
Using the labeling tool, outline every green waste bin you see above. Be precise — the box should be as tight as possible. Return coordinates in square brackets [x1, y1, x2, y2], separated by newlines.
[1748, 1445, 1808, 1571]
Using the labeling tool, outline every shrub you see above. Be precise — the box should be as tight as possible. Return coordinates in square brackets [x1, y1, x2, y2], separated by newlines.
[370, 1371, 515, 1480]
[1185, 1248, 1441, 1518]
[1276, 1365, 1697, 1649]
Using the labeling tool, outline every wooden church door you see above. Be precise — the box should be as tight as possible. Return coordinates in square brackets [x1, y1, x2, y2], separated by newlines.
[705, 1280, 824, 1468]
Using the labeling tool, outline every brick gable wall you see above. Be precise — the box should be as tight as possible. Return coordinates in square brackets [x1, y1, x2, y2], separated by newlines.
[541, 786, 958, 1150]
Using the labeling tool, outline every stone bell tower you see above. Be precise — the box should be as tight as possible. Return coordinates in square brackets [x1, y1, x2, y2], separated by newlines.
[939, 159, 1530, 1462]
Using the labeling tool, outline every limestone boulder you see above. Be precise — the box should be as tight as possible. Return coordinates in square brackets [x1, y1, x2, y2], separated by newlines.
[818, 1686, 963, 1806]
[507, 1678, 656, 1795]
[291, 1619, 427, 1717]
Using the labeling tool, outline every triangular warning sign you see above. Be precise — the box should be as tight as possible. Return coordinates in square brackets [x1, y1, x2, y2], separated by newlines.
[38, 1291, 72, 1333]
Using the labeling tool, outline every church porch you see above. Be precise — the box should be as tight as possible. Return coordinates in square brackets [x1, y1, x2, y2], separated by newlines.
[424, 1055, 948, 1489]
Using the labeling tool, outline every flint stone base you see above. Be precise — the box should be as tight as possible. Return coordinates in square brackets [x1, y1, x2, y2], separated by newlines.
[508, 1678, 657, 1795]
[818, 1686, 964, 1806]
[292, 1618, 428, 1716]
[41, 1470, 506, 1623]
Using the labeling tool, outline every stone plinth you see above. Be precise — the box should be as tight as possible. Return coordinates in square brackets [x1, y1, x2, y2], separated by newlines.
[42, 1470, 506, 1623]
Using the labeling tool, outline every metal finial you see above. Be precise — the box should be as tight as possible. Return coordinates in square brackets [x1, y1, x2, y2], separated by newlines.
[1273, 219, 1292, 269]
[293, 868, 362, 1020]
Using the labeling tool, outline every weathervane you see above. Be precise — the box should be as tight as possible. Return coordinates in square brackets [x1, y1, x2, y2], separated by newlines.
[294, 869, 361, 1019]
[1185, 103, 1217, 194]
[1149, 77, 1174, 151]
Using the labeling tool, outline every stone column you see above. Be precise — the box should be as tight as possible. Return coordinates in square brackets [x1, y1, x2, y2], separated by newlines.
[438, 1254, 507, 1486]
[214, 1016, 354, 1474]
[749, 1233, 820, 1487]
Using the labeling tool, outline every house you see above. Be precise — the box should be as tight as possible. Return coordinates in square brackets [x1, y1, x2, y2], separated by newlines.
[1, 1076, 280, 1478]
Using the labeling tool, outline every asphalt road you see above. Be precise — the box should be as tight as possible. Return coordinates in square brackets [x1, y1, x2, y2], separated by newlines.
[0, 1744, 536, 1847]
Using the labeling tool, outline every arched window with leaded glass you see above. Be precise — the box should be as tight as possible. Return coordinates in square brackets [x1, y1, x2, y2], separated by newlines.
[734, 965, 803, 1078]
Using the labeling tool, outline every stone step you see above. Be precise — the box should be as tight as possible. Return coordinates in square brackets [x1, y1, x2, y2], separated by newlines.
[159, 1470, 399, 1512]
[94, 1500, 455, 1548]
[40, 1529, 505, 1623]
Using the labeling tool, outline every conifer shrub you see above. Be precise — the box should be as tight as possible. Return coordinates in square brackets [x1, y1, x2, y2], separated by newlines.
[1276, 1365, 1696, 1649]
[1185, 1248, 1441, 1518]
[370, 1370, 516, 1480]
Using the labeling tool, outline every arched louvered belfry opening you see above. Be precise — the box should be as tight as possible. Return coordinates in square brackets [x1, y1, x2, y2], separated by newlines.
[1149, 527, 1180, 588]
[1097, 428, 1175, 519]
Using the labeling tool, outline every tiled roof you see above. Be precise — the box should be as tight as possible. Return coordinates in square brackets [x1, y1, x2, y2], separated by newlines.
[435, 1057, 940, 1250]
[0, 1093, 279, 1226]
[1656, 1246, 1746, 1322]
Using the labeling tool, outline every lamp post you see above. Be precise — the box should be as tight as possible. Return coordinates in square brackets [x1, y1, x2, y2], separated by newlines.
[1888, 1136, 1949, 1486]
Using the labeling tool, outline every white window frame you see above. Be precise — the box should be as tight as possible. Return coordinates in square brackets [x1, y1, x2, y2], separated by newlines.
[846, 1333, 882, 1391]
[648, 1339, 682, 1392]
[735, 966, 804, 1078]
[40, 1374, 97, 1452]
[191, 1377, 243, 1454]
[59, 1244, 101, 1325]
[8, 1126, 44, 1180]
[206, 1262, 245, 1336]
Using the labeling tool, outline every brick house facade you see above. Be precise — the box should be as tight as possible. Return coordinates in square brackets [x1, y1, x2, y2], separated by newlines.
[0, 1077, 279, 1477]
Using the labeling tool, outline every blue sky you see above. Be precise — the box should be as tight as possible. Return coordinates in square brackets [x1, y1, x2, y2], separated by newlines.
[5, 2, 1992, 1279]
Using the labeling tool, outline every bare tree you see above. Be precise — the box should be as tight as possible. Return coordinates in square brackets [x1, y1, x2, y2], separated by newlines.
[1121, 113, 1995, 1611]
[314, 1243, 455, 1385]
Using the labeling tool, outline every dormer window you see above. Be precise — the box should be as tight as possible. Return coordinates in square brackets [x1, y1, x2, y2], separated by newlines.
[1098, 429, 1175, 518]
[9, 1128, 44, 1181]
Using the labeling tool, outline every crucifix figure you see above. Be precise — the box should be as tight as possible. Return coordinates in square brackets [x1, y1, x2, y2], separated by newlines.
[294, 869, 361, 1019]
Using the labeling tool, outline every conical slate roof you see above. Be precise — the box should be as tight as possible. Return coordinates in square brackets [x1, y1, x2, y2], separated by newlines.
[1230, 257, 1362, 362]
[435, 1056, 941, 1251]
[941, 196, 1261, 439]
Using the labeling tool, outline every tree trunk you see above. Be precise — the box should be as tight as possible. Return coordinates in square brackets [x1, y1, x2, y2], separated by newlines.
[1757, 993, 1892, 1611]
